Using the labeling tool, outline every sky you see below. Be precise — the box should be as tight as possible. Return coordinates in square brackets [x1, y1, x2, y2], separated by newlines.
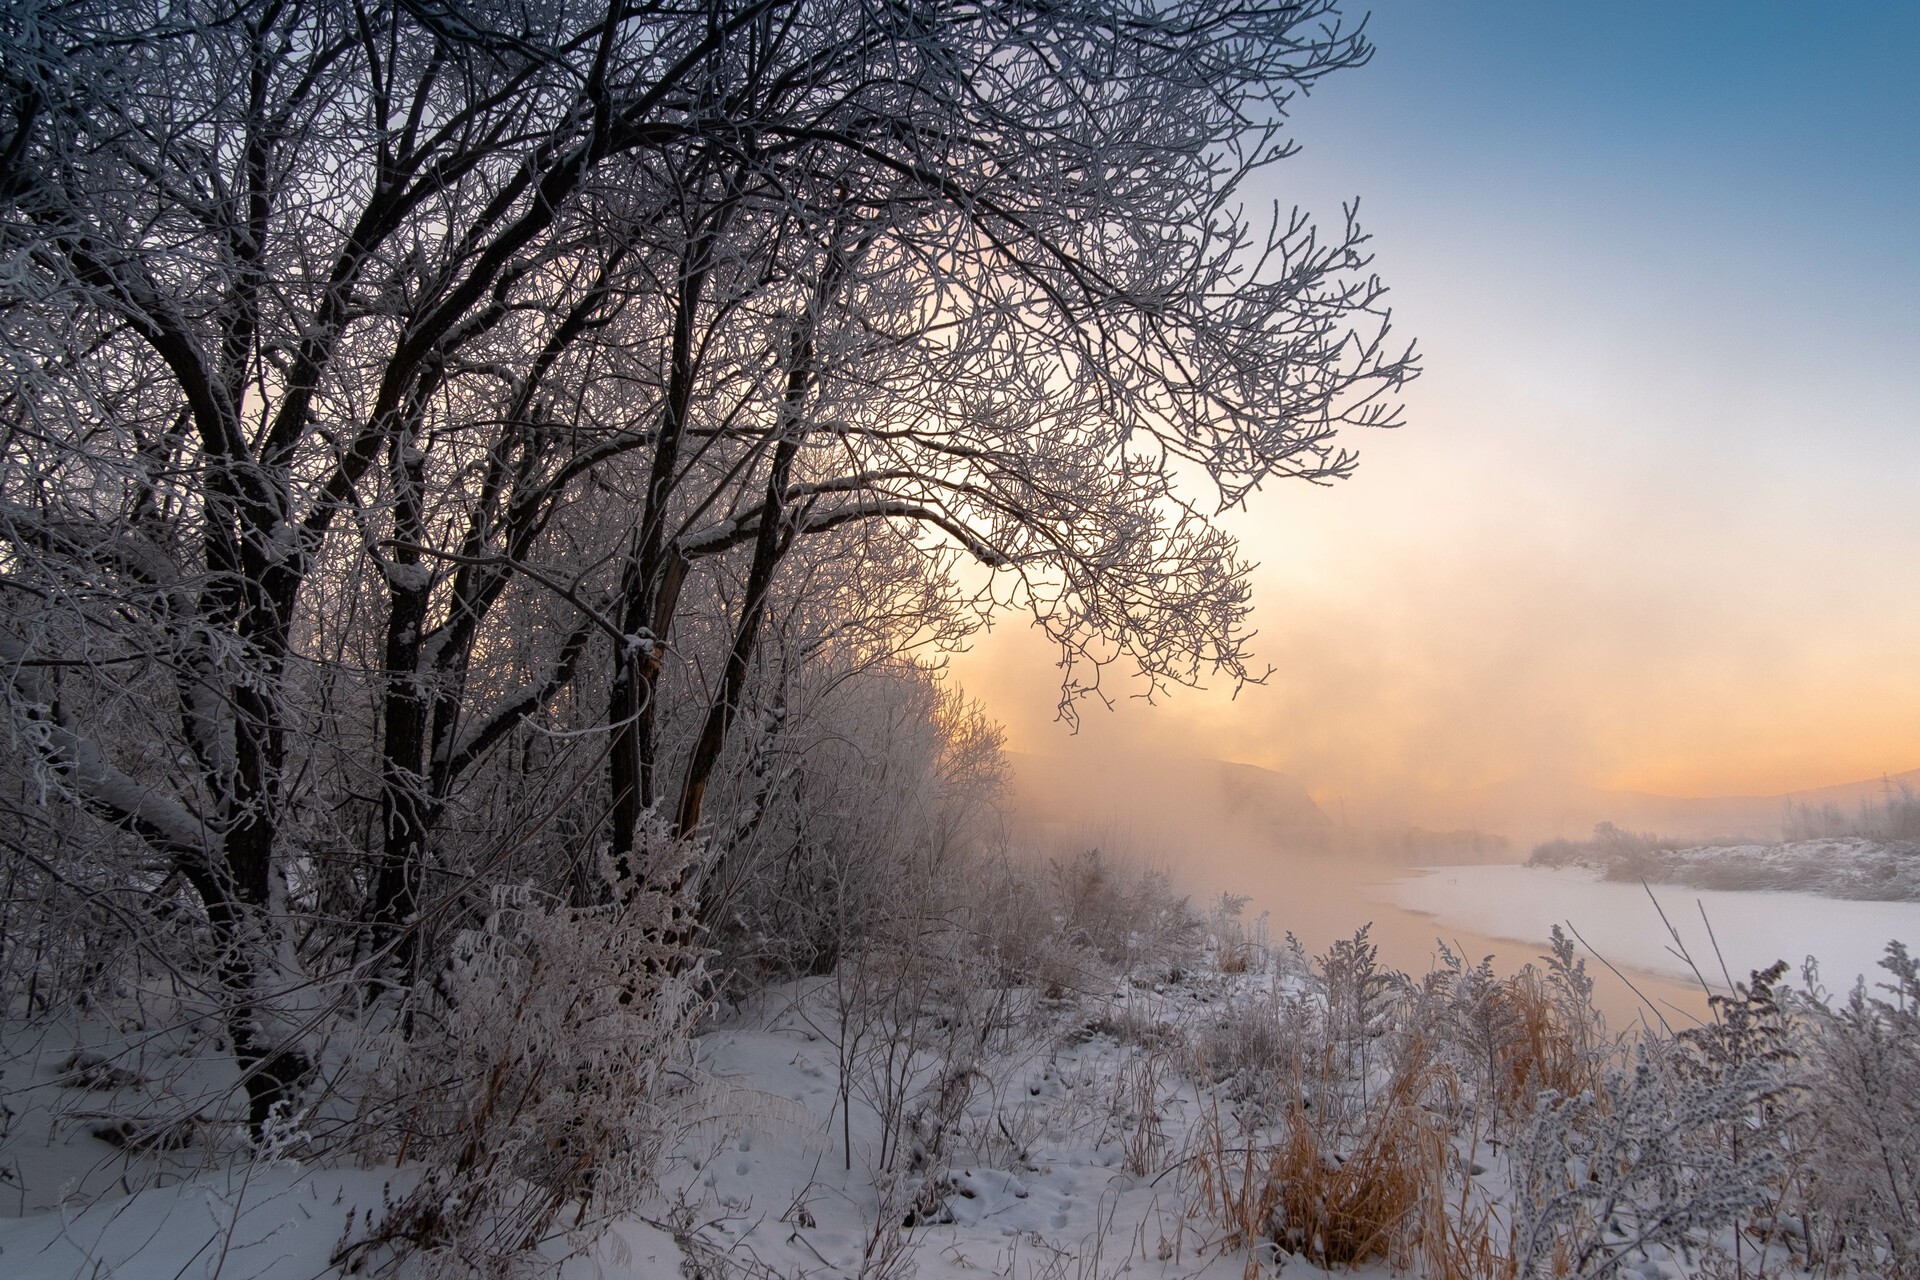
[950, 1, 1920, 806]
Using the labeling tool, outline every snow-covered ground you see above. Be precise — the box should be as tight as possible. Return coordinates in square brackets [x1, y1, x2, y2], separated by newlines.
[0, 969, 1383, 1280]
[657, 980, 1313, 1280]
[1378, 863, 1920, 997]
[7, 884, 1904, 1279]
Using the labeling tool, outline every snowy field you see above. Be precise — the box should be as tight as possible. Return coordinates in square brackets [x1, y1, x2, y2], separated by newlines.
[7, 900, 1914, 1279]
[1377, 863, 1920, 998]
[0, 968, 1408, 1280]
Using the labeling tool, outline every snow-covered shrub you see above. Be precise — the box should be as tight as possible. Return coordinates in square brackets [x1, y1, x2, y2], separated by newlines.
[1504, 960, 1794, 1280]
[1510, 1036, 1781, 1280]
[958, 846, 1204, 998]
[697, 660, 1007, 992]
[819, 936, 955, 1175]
[1208, 892, 1268, 974]
[1048, 848, 1203, 981]
[341, 836, 705, 1277]
[968, 854, 1100, 995]
[1194, 989, 1295, 1099]
[0, 672, 229, 1023]
[1312, 925, 1402, 1090]
[1183, 933, 1493, 1273]
[0, 810, 202, 1019]
[814, 904, 1040, 1178]
[1795, 943, 1920, 1275]
[1423, 928, 1609, 1132]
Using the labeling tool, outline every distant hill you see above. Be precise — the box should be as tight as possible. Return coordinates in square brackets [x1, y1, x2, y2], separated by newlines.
[1004, 751, 1329, 855]
[1448, 768, 1920, 846]
[1783, 767, 1920, 808]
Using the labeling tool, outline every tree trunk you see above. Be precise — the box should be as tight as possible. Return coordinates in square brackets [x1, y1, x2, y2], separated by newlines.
[370, 430, 431, 987]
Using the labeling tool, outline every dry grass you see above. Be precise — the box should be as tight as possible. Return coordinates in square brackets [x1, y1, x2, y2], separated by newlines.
[1417, 1193, 1519, 1280]
[1115, 1052, 1170, 1177]
[1273, 1048, 1453, 1270]
[1180, 933, 1612, 1278]
[1186, 1098, 1282, 1278]
[1187, 1037, 1492, 1276]
[1490, 968, 1599, 1119]
[1192, 993, 1290, 1095]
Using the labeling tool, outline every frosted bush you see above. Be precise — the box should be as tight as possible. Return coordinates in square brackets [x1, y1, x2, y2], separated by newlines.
[1048, 849, 1202, 981]
[1796, 943, 1920, 1275]
[1511, 1041, 1780, 1280]
[342, 836, 705, 1277]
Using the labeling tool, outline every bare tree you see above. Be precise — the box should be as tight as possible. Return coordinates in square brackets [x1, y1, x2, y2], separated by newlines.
[2, 0, 717, 1119]
[1, 0, 1411, 1129]
[567, 0, 1418, 863]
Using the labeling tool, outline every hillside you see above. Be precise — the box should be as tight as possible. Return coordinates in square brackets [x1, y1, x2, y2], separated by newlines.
[1005, 751, 1331, 852]
[1007, 751, 1920, 863]
[1456, 768, 1920, 845]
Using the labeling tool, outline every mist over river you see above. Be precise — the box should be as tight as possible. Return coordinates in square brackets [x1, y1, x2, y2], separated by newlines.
[1007, 751, 1717, 1024]
[1010, 750, 1920, 1027]
[1165, 838, 1716, 1028]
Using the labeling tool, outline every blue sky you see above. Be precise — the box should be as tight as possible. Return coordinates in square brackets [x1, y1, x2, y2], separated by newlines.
[958, 1, 1920, 799]
[1279, 0, 1919, 466]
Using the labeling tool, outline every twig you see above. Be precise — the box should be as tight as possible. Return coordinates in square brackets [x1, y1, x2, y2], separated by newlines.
[1698, 899, 1737, 993]
[1640, 877, 1721, 1009]
[1563, 919, 1674, 1037]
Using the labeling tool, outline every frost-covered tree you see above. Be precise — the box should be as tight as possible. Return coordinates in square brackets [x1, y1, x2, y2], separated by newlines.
[0, 0, 1410, 1128]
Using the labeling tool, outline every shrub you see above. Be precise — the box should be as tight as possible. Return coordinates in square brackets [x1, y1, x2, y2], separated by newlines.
[1510, 1039, 1780, 1280]
[1048, 848, 1203, 980]
[1426, 928, 1607, 1131]
[1795, 943, 1920, 1274]
[1187, 1035, 1460, 1273]
[1784, 781, 1920, 842]
[1527, 822, 1667, 879]
[342, 837, 705, 1277]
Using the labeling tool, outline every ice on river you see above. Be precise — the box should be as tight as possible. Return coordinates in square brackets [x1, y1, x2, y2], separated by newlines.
[1377, 863, 1920, 999]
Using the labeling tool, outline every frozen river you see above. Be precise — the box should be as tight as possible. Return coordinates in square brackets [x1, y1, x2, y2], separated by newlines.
[1167, 844, 1728, 1028]
[1162, 843, 1920, 1029]
[1376, 863, 1920, 1009]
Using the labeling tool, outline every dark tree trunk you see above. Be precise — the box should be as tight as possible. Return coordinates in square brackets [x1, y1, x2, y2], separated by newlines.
[370, 430, 431, 986]
[608, 214, 723, 878]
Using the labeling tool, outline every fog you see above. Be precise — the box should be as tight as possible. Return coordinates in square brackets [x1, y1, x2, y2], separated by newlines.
[1003, 745, 1719, 1027]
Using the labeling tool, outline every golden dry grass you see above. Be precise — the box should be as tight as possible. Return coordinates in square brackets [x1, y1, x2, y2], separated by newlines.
[1186, 1026, 1533, 1280]
[1490, 968, 1601, 1120]
[1187, 1101, 1282, 1279]
[1187, 1037, 1504, 1275]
